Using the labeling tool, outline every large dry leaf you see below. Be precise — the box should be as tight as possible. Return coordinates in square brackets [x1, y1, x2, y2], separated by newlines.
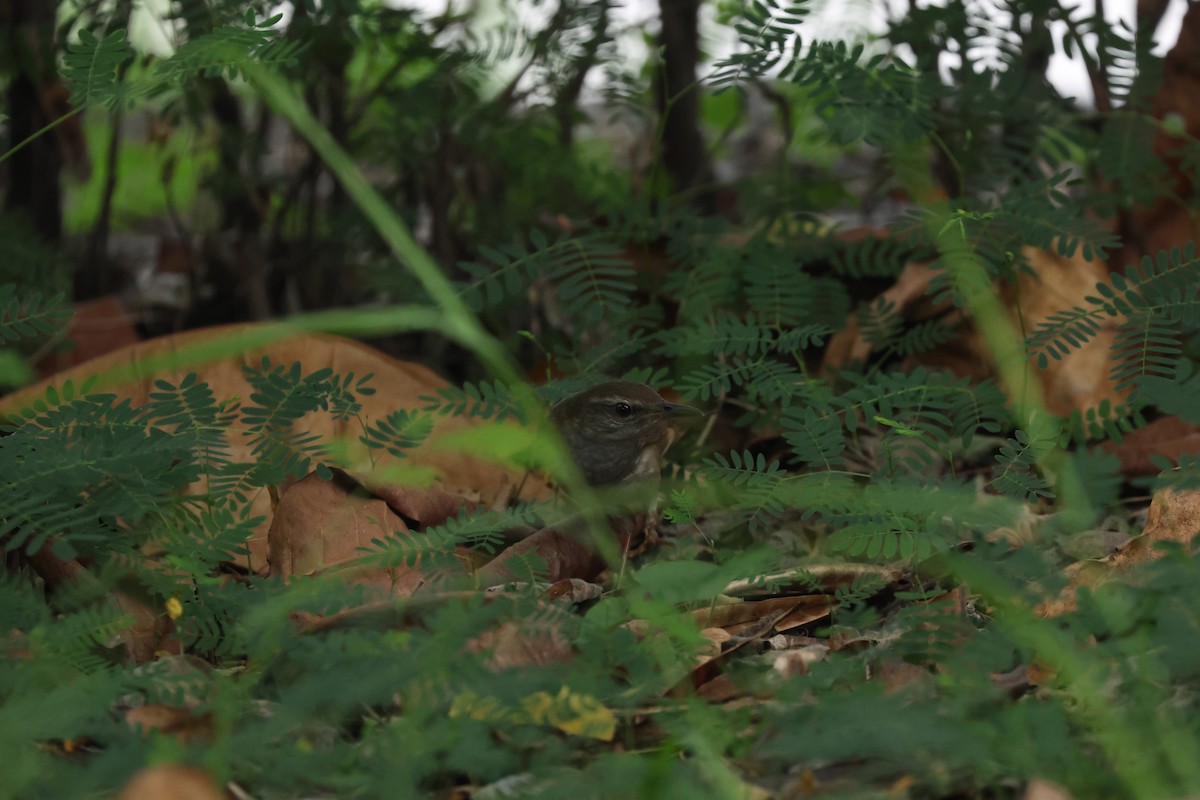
[24, 541, 175, 663]
[117, 765, 223, 800]
[1039, 488, 1200, 618]
[691, 595, 833, 635]
[35, 295, 140, 379]
[474, 513, 644, 588]
[1111, 487, 1200, 569]
[267, 469, 472, 594]
[1102, 416, 1200, 477]
[466, 606, 577, 670]
[124, 705, 214, 745]
[0, 324, 550, 573]
[823, 247, 1122, 417]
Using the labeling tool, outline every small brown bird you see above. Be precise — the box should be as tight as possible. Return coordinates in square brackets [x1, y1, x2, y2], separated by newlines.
[550, 380, 702, 487]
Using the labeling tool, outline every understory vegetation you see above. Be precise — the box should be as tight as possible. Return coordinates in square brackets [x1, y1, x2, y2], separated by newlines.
[2, 0, 1200, 797]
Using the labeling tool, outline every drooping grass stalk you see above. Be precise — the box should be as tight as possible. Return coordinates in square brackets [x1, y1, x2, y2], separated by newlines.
[242, 64, 619, 570]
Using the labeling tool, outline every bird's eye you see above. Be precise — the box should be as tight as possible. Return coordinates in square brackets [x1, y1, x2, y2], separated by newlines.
[613, 402, 634, 418]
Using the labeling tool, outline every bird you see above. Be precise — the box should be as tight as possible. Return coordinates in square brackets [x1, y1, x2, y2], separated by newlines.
[549, 380, 703, 488]
[475, 381, 702, 588]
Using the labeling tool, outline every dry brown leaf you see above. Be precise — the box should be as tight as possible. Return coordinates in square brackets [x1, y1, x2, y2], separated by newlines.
[770, 643, 829, 677]
[475, 513, 643, 588]
[117, 764, 224, 800]
[694, 672, 742, 702]
[35, 295, 140, 379]
[823, 247, 1121, 417]
[872, 658, 934, 694]
[1021, 778, 1075, 800]
[466, 604, 576, 670]
[1110, 487, 1200, 569]
[544, 578, 604, 603]
[722, 563, 900, 597]
[288, 591, 491, 635]
[23, 540, 176, 663]
[124, 705, 215, 745]
[267, 469, 470, 595]
[690, 596, 833, 634]
[1039, 488, 1200, 617]
[0, 324, 549, 573]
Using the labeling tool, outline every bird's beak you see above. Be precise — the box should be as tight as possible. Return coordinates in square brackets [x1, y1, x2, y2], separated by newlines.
[662, 402, 704, 419]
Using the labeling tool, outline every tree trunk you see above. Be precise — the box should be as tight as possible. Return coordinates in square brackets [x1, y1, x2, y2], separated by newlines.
[655, 0, 717, 214]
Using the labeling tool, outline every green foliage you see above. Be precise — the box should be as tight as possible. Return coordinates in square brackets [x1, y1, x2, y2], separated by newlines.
[239, 359, 371, 484]
[61, 17, 305, 112]
[711, 0, 811, 90]
[457, 230, 635, 326]
[0, 284, 71, 345]
[654, 312, 830, 359]
[1028, 242, 1200, 402]
[62, 29, 135, 107]
[6, 0, 1200, 796]
[155, 12, 308, 84]
[421, 379, 522, 422]
[992, 426, 1059, 502]
[359, 409, 435, 459]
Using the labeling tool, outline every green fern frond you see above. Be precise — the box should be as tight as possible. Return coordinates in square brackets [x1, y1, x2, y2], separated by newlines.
[1109, 313, 1180, 392]
[704, 450, 781, 487]
[363, 503, 544, 569]
[709, 0, 811, 91]
[457, 231, 634, 325]
[239, 359, 368, 483]
[568, 330, 651, 376]
[828, 515, 938, 561]
[62, 28, 134, 108]
[654, 309, 830, 361]
[827, 235, 920, 280]
[1111, 245, 1200, 326]
[986, 170, 1122, 262]
[789, 43, 936, 147]
[1029, 242, 1200, 375]
[620, 365, 671, 389]
[1071, 449, 1123, 516]
[742, 253, 816, 327]
[157, 23, 307, 84]
[34, 603, 131, 673]
[777, 324, 834, 353]
[890, 317, 962, 358]
[835, 369, 1003, 446]
[860, 298, 902, 348]
[663, 246, 743, 319]
[145, 373, 236, 472]
[654, 312, 775, 358]
[1064, 398, 1144, 443]
[421, 380, 520, 422]
[1, 394, 198, 557]
[782, 407, 845, 469]
[991, 427, 1059, 502]
[1095, 113, 1169, 210]
[0, 285, 71, 345]
[700, 451, 791, 530]
[676, 357, 805, 406]
[359, 410, 435, 458]
[1028, 304, 1110, 368]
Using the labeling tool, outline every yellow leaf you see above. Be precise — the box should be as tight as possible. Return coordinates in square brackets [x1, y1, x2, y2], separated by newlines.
[536, 686, 617, 742]
[449, 691, 507, 723]
[451, 687, 615, 741]
[519, 691, 555, 724]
